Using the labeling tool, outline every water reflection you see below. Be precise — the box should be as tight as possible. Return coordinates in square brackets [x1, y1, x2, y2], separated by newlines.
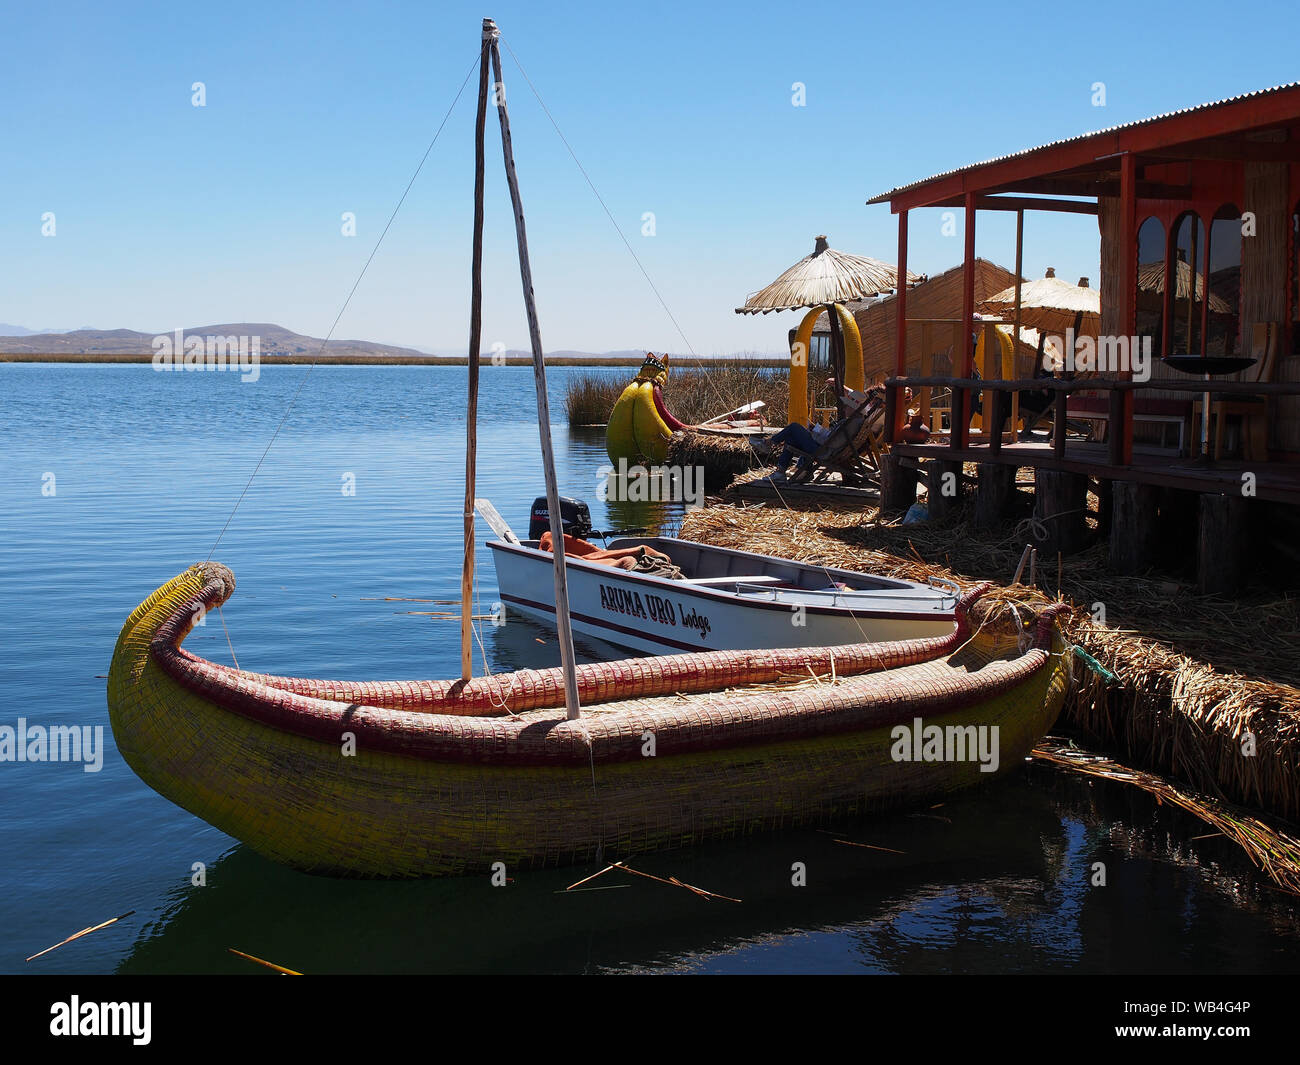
[115, 766, 1300, 974]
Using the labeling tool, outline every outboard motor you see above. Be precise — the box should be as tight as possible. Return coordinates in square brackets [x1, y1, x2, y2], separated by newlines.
[528, 496, 592, 542]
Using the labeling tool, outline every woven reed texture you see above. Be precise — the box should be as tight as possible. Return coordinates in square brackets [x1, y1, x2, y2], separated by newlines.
[853, 260, 1043, 382]
[107, 564, 1068, 877]
[172, 578, 981, 718]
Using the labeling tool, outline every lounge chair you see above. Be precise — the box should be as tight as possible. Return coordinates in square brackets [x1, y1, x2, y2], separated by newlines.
[777, 389, 885, 487]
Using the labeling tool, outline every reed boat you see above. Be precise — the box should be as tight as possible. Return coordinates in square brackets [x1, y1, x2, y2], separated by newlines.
[105, 18, 1071, 880]
[106, 563, 1069, 878]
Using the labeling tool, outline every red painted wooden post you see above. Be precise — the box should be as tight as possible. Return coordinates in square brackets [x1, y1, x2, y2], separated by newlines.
[954, 192, 977, 450]
[891, 209, 909, 443]
[1112, 153, 1137, 466]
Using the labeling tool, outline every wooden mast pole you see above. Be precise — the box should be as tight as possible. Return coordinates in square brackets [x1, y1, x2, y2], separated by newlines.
[1011, 207, 1024, 442]
[487, 21, 581, 719]
[460, 20, 493, 681]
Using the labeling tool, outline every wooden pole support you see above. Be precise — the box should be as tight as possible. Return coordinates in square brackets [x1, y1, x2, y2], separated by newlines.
[1198, 493, 1247, 595]
[459, 26, 493, 681]
[1034, 468, 1088, 557]
[927, 459, 965, 521]
[1109, 480, 1160, 574]
[974, 463, 1016, 531]
[880, 452, 918, 515]
[489, 28, 582, 719]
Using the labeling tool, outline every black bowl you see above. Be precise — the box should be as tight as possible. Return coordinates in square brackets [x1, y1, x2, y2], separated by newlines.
[1161, 354, 1257, 376]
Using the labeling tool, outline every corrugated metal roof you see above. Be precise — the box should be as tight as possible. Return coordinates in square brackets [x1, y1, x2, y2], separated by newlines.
[867, 81, 1300, 205]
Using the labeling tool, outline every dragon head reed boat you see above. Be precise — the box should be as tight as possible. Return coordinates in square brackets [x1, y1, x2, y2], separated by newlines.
[105, 17, 1071, 879]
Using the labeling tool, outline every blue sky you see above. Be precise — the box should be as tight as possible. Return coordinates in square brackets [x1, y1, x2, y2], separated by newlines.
[2, 0, 1295, 355]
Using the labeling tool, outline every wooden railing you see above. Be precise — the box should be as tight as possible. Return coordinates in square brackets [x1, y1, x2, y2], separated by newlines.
[903, 318, 1024, 447]
[884, 375, 1300, 467]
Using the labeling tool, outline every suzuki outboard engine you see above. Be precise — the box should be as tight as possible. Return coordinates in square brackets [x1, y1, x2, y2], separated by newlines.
[528, 496, 593, 542]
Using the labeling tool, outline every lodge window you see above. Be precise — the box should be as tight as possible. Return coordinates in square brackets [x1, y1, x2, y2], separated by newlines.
[1136, 216, 1166, 352]
[1205, 204, 1243, 356]
[1293, 203, 1300, 355]
[1171, 212, 1208, 355]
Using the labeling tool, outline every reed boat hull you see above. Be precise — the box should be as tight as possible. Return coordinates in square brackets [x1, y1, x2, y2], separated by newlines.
[107, 564, 1069, 878]
[489, 536, 956, 655]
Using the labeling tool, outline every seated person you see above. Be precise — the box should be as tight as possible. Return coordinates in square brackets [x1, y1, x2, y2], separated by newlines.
[768, 380, 883, 482]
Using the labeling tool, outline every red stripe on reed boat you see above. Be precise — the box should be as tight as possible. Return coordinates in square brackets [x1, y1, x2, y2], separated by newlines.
[146, 566, 1062, 767]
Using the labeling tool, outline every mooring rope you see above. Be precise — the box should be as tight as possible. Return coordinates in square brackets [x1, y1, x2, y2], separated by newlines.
[217, 605, 240, 671]
[204, 51, 481, 562]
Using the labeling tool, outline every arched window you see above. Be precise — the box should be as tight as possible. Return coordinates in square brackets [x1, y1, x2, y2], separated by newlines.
[1136, 216, 1166, 352]
[1172, 212, 1208, 355]
[1293, 202, 1299, 355]
[1206, 204, 1242, 355]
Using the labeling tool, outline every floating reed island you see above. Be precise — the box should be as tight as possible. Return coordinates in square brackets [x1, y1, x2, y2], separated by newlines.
[667, 430, 771, 493]
[680, 503, 1300, 826]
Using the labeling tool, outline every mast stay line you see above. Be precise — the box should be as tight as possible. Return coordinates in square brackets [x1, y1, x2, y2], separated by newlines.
[467, 18, 582, 719]
[205, 54, 480, 564]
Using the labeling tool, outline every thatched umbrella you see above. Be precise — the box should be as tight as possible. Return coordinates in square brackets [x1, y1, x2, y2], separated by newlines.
[735, 235, 921, 423]
[979, 268, 1100, 339]
[735, 235, 920, 315]
[1137, 257, 1231, 314]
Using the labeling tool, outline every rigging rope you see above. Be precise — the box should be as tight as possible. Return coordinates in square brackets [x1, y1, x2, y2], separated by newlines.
[499, 35, 886, 641]
[205, 51, 481, 562]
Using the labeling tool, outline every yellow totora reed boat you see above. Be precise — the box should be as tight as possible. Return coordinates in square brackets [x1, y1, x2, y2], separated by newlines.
[106, 562, 1070, 878]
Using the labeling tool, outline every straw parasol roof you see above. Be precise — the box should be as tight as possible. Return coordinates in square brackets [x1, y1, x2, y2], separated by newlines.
[979, 267, 1101, 338]
[1137, 258, 1231, 314]
[735, 235, 922, 314]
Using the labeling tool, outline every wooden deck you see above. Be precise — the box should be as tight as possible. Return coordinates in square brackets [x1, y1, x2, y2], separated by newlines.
[891, 437, 1300, 505]
[727, 469, 881, 505]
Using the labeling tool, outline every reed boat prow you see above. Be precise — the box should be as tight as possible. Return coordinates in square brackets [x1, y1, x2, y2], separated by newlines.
[107, 563, 1070, 878]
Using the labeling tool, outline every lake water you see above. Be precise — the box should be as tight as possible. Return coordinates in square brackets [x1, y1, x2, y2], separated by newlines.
[3, 362, 1299, 974]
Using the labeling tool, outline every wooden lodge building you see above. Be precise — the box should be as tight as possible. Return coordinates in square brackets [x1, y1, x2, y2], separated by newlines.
[868, 82, 1300, 593]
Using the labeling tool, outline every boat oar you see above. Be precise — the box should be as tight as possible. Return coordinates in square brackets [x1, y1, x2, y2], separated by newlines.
[26, 910, 135, 962]
[591, 527, 647, 542]
[698, 400, 765, 426]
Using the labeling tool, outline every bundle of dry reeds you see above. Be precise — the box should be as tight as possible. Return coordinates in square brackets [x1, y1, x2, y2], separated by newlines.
[667, 430, 767, 492]
[1033, 739, 1300, 896]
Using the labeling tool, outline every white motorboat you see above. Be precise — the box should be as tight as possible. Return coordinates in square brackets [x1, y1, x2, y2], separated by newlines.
[487, 524, 958, 656]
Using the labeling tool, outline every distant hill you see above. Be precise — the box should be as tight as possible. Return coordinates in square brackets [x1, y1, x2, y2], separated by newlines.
[0, 324, 784, 361]
[0, 322, 426, 359]
[0, 323, 89, 336]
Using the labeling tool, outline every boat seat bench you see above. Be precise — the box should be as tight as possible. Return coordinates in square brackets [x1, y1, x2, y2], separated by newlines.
[686, 574, 785, 586]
